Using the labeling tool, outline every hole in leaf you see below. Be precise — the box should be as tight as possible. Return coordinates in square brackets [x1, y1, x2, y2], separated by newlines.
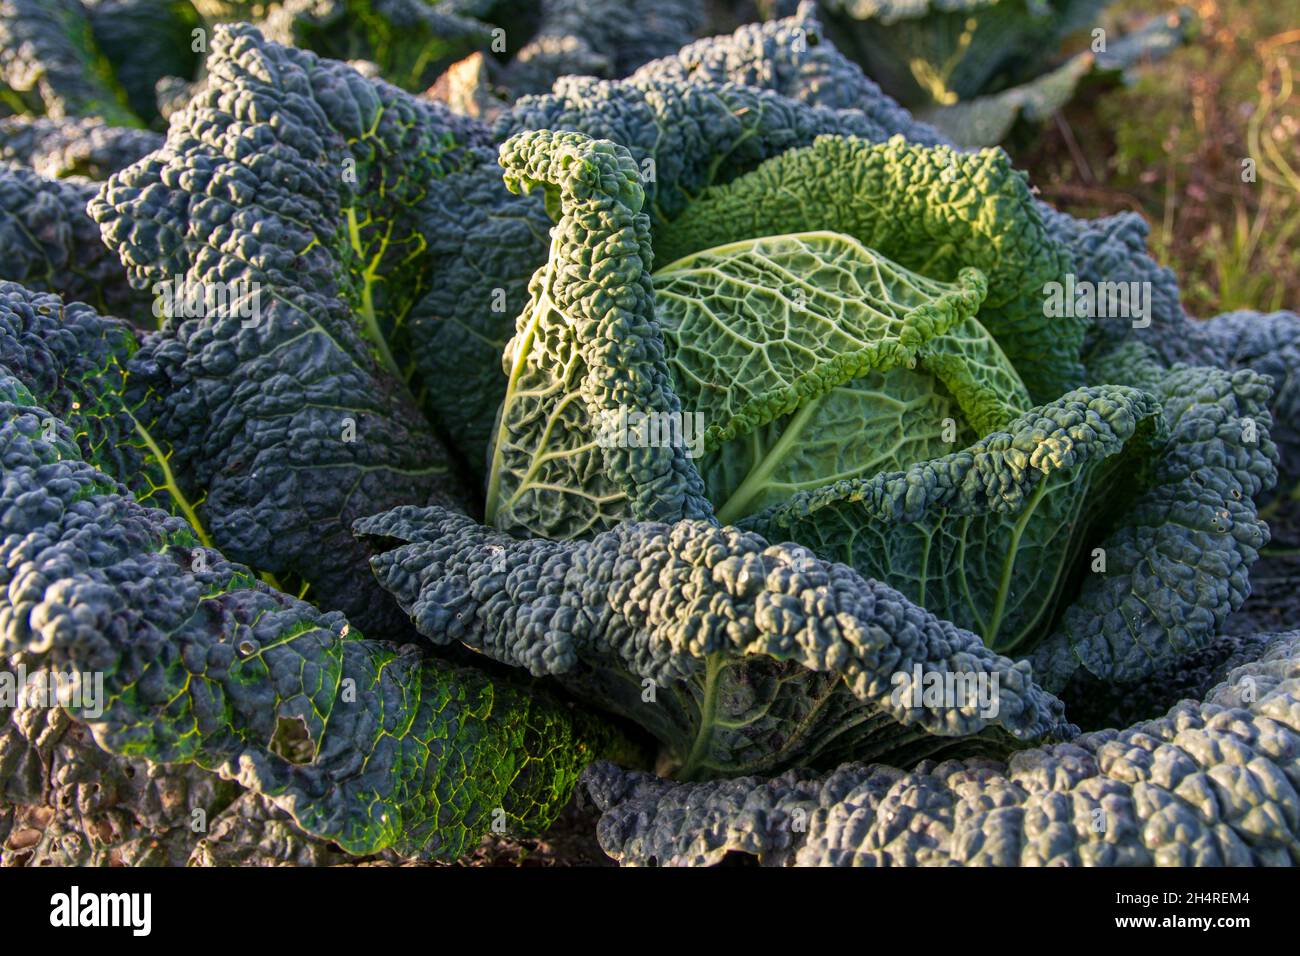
[269, 715, 316, 765]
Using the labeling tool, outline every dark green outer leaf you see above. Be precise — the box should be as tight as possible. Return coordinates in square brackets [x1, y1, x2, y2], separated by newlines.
[0, 374, 604, 860]
[0, 166, 154, 321]
[359, 504, 1071, 780]
[1030, 360, 1277, 690]
[0, 282, 172, 507]
[1181, 310, 1300, 509]
[90, 24, 471, 630]
[405, 151, 553, 481]
[584, 629, 1300, 866]
[630, 1, 946, 145]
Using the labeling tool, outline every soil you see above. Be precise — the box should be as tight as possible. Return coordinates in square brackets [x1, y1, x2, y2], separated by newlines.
[445, 796, 614, 867]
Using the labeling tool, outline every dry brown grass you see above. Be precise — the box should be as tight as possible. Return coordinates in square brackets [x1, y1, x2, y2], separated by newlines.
[1012, 0, 1300, 318]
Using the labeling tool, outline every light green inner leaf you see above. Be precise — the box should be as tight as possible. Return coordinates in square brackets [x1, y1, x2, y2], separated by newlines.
[652, 230, 990, 449]
[484, 234, 635, 538]
[741, 385, 1163, 654]
[653, 230, 1028, 525]
[701, 367, 965, 525]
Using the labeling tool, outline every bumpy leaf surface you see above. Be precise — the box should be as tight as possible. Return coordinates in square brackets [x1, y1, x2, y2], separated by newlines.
[0, 116, 160, 180]
[418, 56, 939, 478]
[404, 151, 553, 480]
[360, 505, 1070, 780]
[90, 24, 470, 629]
[481, 123, 1273, 696]
[653, 234, 1021, 526]
[583, 630, 1300, 866]
[631, 1, 945, 145]
[742, 384, 1166, 656]
[1031, 356, 1277, 690]
[653, 230, 990, 450]
[0, 372, 603, 860]
[0, 282, 177, 509]
[484, 128, 1068, 540]
[1182, 310, 1300, 506]
[0, 166, 153, 320]
[657, 134, 1079, 402]
[486, 129, 712, 539]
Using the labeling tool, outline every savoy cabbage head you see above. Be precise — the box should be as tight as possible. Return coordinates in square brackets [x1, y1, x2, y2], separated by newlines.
[0, 2, 1296, 868]
[363, 118, 1274, 782]
[350, 6, 1289, 841]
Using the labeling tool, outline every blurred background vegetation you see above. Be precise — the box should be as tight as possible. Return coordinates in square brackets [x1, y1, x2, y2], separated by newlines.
[1012, 0, 1300, 317]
